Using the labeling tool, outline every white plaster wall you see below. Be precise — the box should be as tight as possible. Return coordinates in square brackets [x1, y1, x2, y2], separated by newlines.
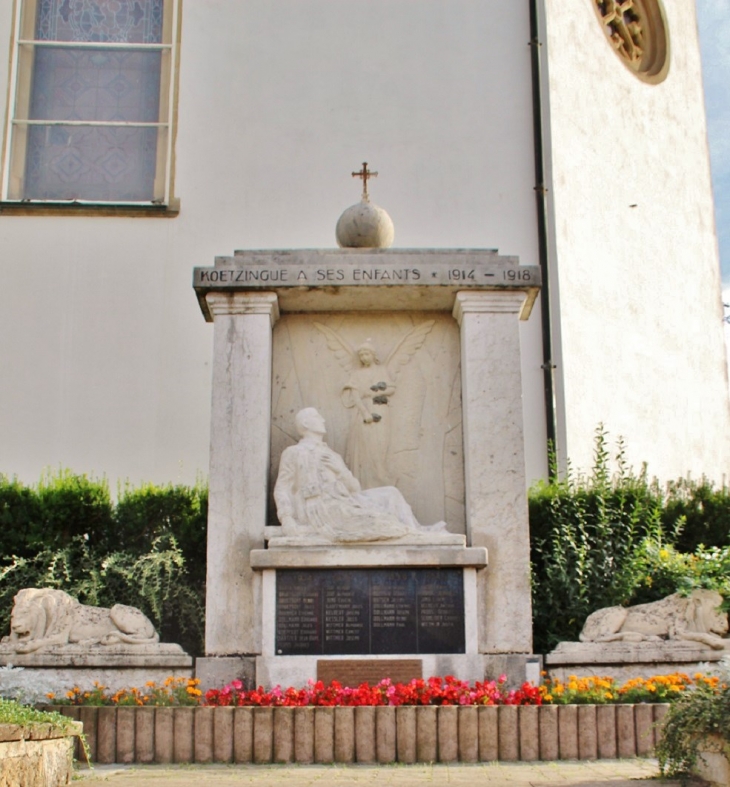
[543, 0, 730, 481]
[0, 1, 545, 489]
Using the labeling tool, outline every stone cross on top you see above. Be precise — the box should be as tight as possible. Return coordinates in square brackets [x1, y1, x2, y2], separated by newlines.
[352, 162, 378, 200]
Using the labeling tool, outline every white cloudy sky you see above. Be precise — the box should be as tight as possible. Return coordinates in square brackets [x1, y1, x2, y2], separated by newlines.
[696, 0, 730, 353]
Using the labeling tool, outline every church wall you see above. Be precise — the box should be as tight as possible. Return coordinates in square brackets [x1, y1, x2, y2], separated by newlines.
[542, 0, 730, 481]
[0, 1, 546, 490]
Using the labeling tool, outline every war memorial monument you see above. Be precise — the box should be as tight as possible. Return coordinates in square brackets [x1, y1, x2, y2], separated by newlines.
[193, 168, 543, 690]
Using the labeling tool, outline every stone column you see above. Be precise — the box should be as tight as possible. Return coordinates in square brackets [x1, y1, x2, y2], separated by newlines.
[200, 292, 279, 683]
[453, 291, 532, 654]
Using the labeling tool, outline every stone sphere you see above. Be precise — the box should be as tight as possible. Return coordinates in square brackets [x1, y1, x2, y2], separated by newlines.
[336, 200, 395, 248]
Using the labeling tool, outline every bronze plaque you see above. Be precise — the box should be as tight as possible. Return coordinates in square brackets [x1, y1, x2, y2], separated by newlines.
[317, 659, 423, 687]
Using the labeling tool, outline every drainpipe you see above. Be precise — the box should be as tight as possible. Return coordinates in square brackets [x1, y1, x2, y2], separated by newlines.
[529, 0, 559, 478]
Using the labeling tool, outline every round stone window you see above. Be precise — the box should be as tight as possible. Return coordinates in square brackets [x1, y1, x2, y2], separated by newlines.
[593, 0, 670, 83]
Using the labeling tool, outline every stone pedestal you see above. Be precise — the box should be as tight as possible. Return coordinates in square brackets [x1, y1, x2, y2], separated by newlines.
[0, 648, 193, 696]
[546, 640, 730, 682]
[195, 250, 540, 689]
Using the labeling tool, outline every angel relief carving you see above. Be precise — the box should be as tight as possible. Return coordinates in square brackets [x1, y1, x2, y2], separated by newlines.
[313, 321, 435, 489]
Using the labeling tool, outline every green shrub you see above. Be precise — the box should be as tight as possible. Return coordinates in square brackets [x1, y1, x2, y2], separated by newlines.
[530, 428, 730, 653]
[0, 471, 207, 656]
[0, 476, 41, 558]
[114, 481, 207, 586]
[0, 535, 204, 656]
[663, 478, 730, 551]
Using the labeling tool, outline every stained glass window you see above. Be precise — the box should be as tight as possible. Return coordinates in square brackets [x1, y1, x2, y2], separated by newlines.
[3, 0, 178, 204]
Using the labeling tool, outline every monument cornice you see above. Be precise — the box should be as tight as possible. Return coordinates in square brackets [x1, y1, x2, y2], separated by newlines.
[194, 249, 540, 321]
[204, 291, 280, 325]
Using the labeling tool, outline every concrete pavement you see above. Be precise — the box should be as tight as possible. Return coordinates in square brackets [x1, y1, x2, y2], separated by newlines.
[74, 759, 681, 786]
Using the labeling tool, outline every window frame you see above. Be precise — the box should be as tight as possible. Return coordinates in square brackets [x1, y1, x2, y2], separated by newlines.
[1, 0, 180, 214]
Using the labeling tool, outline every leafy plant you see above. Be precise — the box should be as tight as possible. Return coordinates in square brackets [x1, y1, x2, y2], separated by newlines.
[0, 697, 78, 730]
[656, 657, 730, 778]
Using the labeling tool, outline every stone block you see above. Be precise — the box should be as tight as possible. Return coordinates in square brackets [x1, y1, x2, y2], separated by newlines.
[538, 705, 559, 761]
[314, 707, 334, 763]
[437, 705, 458, 763]
[578, 705, 597, 760]
[634, 704, 654, 756]
[173, 707, 194, 763]
[273, 708, 294, 763]
[233, 708, 254, 763]
[115, 707, 135, 764]
[416, 705, 437, 763]
[134, 707, 155, 764]
[396, 706, 416, 764]
[78, 707, 98, 763]
[194, 706, 214, 763]
[498, 705, 518, 761]
[616, 704, 636, 758]
[154, 707, 174, 763]
[558, 705, 578, 760]
[59, 707, 80, 760]
[334, 707, 355, 763]
[518, 705, 539, 762]
[213, 707, 234, 763]
[253, 707, 273, 763]
[376, 706, 396, 764]
[294, 707, 314, 764]
[96, 707, 116, 764]
[457, 706, 478, 763]
[195, 656, 256, 693]
[695, 736, 730, 787]
[596, 705, 617, 759]
[478, 705, 499, 761]
[653, 703, 670, 747]
[0, 736, 74, 787]
[355, 706, 376, 763]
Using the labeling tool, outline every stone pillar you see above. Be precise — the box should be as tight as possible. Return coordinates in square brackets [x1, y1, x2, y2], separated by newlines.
[453, 291, 532, 654]
[200, 292, 279, 682]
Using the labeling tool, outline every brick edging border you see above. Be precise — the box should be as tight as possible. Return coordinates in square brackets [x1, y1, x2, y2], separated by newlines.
[50, 704, 670, 764]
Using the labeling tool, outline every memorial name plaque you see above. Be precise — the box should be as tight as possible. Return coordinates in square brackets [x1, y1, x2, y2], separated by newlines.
[275, 569, 465, 656]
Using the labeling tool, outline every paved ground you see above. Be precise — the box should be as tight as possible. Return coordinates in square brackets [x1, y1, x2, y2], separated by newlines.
[74, 759, 682, 786]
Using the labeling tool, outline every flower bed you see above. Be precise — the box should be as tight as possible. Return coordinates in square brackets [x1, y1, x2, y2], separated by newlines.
[46, 672, 709, 709]
[40, 672, 729, 764]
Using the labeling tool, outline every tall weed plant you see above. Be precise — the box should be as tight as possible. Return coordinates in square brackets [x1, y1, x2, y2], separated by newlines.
[531, 427, 669, 653]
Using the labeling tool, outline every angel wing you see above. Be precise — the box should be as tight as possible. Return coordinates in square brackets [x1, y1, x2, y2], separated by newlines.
[313, 322, 358, 373]
[385, 320, 435, 380]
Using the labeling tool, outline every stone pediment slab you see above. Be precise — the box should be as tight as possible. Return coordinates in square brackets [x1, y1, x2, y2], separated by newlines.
[194, 249, 540, 319]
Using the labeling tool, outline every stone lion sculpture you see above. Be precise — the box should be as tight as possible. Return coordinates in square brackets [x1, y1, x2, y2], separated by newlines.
[1, 588, 160, 654]
[579, 589, 729, 650]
